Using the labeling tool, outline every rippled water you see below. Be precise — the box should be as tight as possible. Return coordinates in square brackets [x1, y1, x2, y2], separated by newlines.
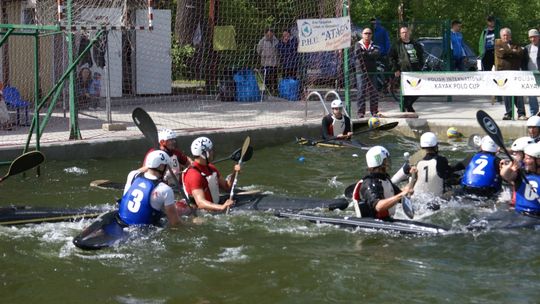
[1, 133, 539, 303]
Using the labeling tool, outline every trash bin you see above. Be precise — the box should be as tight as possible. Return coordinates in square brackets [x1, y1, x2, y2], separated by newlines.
[233, 69, 260, 102]
[279, 78, 300, 101]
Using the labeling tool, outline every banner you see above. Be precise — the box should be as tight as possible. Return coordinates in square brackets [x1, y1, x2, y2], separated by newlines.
[297, 16, 351, 53]
[401, 71, 540, 96]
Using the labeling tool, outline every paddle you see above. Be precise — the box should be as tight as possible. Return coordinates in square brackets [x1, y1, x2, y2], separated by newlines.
[132, 107, 159, 149]
[0, 151, 45, 183]
[226, 136, 251, 214]
[132, 108, 190, 202]
[214, 146, 254, 164]
[354, 121, 399, 135]
[401, 171, 417, 219]
[467, 133, 482, 150]
[476, 110, 536, 194]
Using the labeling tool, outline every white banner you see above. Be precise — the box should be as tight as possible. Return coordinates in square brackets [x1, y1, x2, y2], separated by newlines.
[297, 16, 351, 53]
[401, 71, 540, 96]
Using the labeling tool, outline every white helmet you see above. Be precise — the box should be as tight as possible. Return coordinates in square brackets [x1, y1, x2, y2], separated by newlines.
[524, 142, 540, 158]
[191, 137, 213, 157]
[527, 116, 540, 127]
[145, 150, 171, 169]
[420, 132, 438, 148]
[366, 146, 390, 168]
[480, 136, 498, 153]
[511, 137, 534, 152]
[330, 99, 343, 108]
[158, 129, 176, 142]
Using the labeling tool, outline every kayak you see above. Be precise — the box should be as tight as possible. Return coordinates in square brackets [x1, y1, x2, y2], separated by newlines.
[0, 205, 103, 226]
[228, 193, 348, 212]
[276, 212, 448, 235]
[0, 193, 348, 226]
[296, 137, 370, 149]
[72, 211, 129, 250]
[467, 209, 540, 231]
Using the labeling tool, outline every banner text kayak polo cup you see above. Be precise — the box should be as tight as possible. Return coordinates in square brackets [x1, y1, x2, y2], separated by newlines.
[297, 16, 351, 53]
[401, 71, 540, 96]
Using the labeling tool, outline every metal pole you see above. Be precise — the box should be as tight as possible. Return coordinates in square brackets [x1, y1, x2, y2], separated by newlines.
[105, 31, 112, 124]
[342, 0, 351, 118]
[66, 0, 81, 139]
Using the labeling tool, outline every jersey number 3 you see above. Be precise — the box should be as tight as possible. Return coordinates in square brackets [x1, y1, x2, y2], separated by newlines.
[128, 189, 145, 213]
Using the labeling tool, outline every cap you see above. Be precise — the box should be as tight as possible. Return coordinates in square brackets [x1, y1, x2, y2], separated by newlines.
[529, 29, 540, 37]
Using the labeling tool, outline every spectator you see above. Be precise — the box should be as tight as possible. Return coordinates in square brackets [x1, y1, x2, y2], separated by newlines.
[354, 28, 381, 118]
[88, 72, 102, 110]
[495, 27, 526, 120]
[370, 18, 391, 57]
[277, 29, 299, 79]
[450, 20, 466, 71]
[0, 85, 12, 130]
[256, 28, 279, 95]
[478, 15, 499, 71]
[522, 29, 540, 116]
[389, 26, 424, 113]
[76, 66, 92, 109]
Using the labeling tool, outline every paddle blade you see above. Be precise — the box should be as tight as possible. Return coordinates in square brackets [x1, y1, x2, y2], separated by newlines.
[132, 107, 159, 149]
[1, 151, 45, 182]
[231, 146, 253, 163]
[467, 133, 483, 150]
[344, 183, 355, 199]
[355, 121, 398, 135]
[476, 110, 512, 159]
[238, 136, 251, 164]
[402, 196, 415, 219]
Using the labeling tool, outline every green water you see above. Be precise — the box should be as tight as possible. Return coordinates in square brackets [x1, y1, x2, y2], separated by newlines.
[1, 134, 539, 303]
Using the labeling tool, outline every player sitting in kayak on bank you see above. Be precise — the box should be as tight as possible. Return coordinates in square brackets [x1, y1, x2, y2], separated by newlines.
[321, 99, 353, 140]
[352, 146, 415, 219]
[182, 137, 241, 212]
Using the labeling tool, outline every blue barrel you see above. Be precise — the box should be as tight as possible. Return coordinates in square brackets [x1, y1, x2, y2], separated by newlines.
[233, 69, 260, 102]
[278, 78, 300, 101]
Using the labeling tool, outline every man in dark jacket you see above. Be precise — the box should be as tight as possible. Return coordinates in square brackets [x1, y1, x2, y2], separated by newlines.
[389, 26, 424, 113]
[354, 28, 381, 118]
[495, 27, 526, 120]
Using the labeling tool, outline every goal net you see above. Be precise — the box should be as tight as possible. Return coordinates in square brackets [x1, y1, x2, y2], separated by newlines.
[2, 0, 398, 148]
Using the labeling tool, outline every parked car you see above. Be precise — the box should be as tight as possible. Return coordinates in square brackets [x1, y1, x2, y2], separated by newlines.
[418, 37, 478, 71]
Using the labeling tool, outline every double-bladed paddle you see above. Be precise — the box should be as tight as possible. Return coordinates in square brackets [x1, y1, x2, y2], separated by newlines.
[227, 136, 251, 214]
[0, 151, 45, 183]
[354, 121, 399, 135]
[476, 110, 537, 194]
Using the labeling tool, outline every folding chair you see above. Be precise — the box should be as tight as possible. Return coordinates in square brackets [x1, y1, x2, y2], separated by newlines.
[2, 86, 30, 126]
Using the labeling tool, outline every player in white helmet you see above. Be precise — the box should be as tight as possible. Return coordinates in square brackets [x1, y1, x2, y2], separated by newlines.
[351, 146, 415, 218]
[119, 150, 181, 226]
[141, 128, 192, 187]
[501, 142, 540, 215]
[526, 116, 540, 142]
[321, 99, 353, 140]
[460, 136, 503, 197]
[182, 137, 241, 212]
[409, 132, 465, 197]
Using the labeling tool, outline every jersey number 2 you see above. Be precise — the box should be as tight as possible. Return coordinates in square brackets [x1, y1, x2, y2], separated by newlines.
[472, 159, 488, 176]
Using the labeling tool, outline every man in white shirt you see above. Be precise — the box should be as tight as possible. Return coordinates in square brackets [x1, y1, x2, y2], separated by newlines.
[523, 29, 540, 116]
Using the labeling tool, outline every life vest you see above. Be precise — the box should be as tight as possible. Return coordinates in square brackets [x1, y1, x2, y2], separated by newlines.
[330, 115, 346, 137]
[182, 163, 220, 206]
[118, 176, 162, 225]
[163, 153, 181, 185]
[515, 174, 540, 214]
[356, 175, 396, 219]
[461, 152, 501, 190]
[415, 158, 444, 196]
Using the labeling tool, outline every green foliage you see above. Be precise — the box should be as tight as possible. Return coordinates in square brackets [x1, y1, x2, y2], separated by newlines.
[350, 0, 540, 47]
[171, 38, 195, 80]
